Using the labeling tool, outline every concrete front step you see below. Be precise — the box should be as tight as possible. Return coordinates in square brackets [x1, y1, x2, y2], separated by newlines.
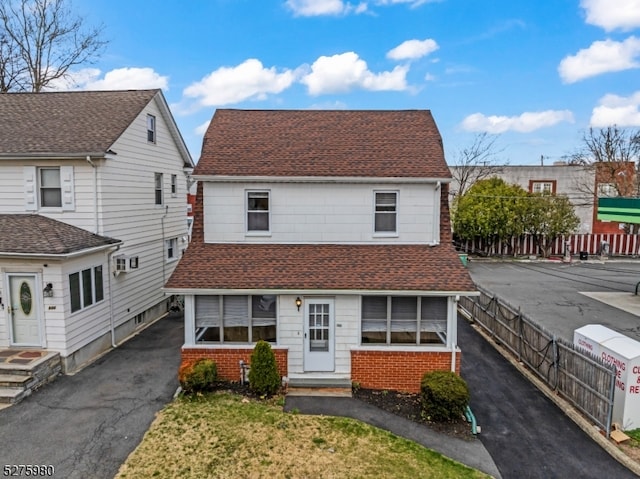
[0, 374, 31, 388]
[287, 377, 352, 389]
[0, 387, 31, 404]
[0, 351, 61, 405]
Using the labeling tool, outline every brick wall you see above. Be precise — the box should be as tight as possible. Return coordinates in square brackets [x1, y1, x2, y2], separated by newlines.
[351, 349, 461, 393]
[181, 347, 288, 382]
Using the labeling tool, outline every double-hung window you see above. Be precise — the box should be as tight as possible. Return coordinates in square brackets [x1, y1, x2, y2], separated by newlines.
[247, 191, 270, 232]
[194, 295, 277, 343]
[171, 174, 177, 196]
[374, 191, 398, 234]
[70, 266, 104, 313]
[40, 167, 62, 208]
[147, 114, 156, 143]
[155, 173, 163, 205]
[166, 237, 177, 261]
[361, 296, 448, 345]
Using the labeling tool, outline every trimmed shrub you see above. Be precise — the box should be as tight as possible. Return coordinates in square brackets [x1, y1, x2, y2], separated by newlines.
[420, 371, 470, 422]
[248, 340, 281, 396]
[178, 358, 217, 393]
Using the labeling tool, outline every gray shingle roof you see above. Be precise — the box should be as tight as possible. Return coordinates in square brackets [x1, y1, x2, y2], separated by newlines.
[0, 89, 159, 156]
[0, 214, 121, 255]
[195, 109, 451, 178]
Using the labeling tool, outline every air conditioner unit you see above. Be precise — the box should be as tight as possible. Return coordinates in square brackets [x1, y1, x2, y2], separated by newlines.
[114, 255, 139, 274]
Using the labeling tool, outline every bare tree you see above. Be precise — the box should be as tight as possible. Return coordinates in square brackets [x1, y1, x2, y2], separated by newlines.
[570, 126, 640, 199]
[449, 133, 504, 198]
[0, 0, 107, 92]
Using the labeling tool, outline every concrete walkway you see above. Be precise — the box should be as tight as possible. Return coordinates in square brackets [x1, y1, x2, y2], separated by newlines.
[0, 312, 184, 479]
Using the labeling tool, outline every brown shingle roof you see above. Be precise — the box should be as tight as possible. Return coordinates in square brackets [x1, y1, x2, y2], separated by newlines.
[0, 89, 159, 156]
[0, 214, 121, 255]
[165, 242, 476, 293]
[195, 110, 450, 178]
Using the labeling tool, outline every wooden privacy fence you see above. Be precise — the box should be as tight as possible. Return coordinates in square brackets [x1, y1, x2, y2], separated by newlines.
[456, 233, 640, 257]
[458, 286, 616, 436]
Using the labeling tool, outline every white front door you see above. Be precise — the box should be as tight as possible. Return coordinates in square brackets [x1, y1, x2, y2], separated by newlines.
[8, 274, 42, 346]
[303, 298, 335, 372]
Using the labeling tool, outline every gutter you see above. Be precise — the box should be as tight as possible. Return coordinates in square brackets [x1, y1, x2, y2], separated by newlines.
[0, 242, 123, 260]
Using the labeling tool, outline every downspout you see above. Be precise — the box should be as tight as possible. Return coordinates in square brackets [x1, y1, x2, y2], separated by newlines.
[451, 295, 459, 372]
[86, 156, 99, 234]
[161, 205, 169, 286]
[107, 245, 121, 348]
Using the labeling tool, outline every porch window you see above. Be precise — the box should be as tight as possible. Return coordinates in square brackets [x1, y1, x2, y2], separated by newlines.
[361, 296, 447, 345]
[195, 295, 277, 343]
[69, 265, 104, 313]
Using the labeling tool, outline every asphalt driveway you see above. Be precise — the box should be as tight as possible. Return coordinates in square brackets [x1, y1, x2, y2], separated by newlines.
[0, 312, 183, 479]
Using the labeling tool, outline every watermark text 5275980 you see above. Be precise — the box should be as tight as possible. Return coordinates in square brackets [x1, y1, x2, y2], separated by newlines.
[3, 465, 55, 477]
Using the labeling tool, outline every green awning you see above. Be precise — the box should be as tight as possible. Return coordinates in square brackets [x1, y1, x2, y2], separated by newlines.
[597, 197, 640, 223]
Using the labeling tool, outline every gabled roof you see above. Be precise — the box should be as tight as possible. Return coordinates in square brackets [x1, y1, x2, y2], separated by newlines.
[0, 214, 121, 256]
[0, 89, 193, 167]
[165, 242, 476, 293]
[195, 109, 450, 178]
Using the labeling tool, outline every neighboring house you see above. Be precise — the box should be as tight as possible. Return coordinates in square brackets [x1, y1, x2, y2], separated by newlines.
[164, 110, 477, 393]
[0, 89, 194, 373]
[449, 163, 636, 234]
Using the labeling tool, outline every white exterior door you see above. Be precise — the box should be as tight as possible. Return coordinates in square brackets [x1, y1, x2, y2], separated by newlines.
[8, 274, 42, 346]
[303, 298, 335, 372]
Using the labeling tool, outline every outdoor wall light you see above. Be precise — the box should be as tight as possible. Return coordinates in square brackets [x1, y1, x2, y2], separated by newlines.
[295, 297, 302, 311]
[43, 283, 53, 298]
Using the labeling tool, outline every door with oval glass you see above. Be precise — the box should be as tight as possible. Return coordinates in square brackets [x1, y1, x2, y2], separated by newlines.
[303, 298, 335, 372]
[8, 274, 42, 346]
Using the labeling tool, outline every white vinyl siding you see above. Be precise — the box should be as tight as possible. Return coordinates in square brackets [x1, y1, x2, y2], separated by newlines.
[203, 182, 438, 244]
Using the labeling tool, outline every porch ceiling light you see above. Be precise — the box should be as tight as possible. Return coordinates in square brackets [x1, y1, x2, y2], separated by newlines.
[295, 297, 302, 311]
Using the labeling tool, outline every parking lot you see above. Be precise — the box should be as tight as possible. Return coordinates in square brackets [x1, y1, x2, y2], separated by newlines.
[467, 259, 640, 342]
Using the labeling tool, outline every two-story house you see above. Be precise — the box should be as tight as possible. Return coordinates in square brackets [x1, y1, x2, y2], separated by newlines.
[164, 109, 477, 393]
[0, 89, 193, 374]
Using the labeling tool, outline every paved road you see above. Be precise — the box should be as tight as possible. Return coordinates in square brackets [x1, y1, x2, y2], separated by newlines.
[0, 313, 183, 479]
[459, 316, 638, 479]
[468, 260, 640, 342]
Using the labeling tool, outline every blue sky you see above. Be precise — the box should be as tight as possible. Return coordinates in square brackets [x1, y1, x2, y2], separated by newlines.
[62, 0, 640, 165]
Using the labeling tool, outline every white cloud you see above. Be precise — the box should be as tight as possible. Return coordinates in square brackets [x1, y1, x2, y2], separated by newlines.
[558, 37, 640, 83]
[461, 110, 575, 134]
[301, 52, 409, 94]
[375, 0, 436, 7]
[581, 0, 640, 32]
[387, 38, 439, 61]
[48, 67, 169, 91]
[183, 59, 296, 106]
[195, 120, 211, 136]
[285, 0, 367, 16]
[590, 91, 640, 127]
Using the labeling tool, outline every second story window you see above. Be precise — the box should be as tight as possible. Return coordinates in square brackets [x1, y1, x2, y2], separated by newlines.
[374, 191, 398, 234]
[530, 181, 555, 194]
[166, 237, 177, 261]
[147, 114, 156, 143]
[40, 167, 62, 207]
[171, 174, 177, 196]
[247, 191, 270, 232]
[155, 173, 163, 205]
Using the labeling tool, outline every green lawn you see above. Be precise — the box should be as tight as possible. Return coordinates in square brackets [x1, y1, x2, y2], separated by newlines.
[116, 392, 491, 479]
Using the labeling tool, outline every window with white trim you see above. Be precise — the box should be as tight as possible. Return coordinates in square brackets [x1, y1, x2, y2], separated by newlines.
[361, 296, 448, 345]
[166, 237, 177, 261]
[531, 181, 553, 194]
[69, 265, 104, 313]
[597, 183, 618, 198]
[171, 174, 177, 196]
[194, 295, 277, 343]
[40, 167, 62, 207]
[155, 173, 163, 205]
[247, 191, 270, 232]
[147, 114, 156, 143]
[374, 191, 398, 233]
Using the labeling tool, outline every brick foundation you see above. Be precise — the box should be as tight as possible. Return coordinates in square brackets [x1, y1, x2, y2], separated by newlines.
[181, 347, 288, 382]
[351, 349, 461, 393]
